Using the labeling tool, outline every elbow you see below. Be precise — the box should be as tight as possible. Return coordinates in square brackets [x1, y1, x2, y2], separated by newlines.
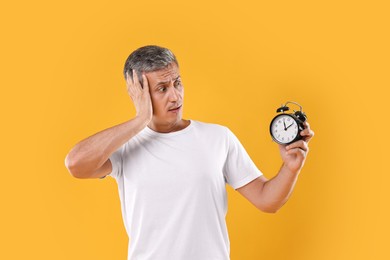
[257, 203, 280, 214]
[260, 207, 278, 214]
[64, 154, 88, 179]
[263, 208, 279, 214]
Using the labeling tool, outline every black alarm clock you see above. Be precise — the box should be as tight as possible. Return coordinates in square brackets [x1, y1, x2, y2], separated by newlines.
[269, 101, 307, 145]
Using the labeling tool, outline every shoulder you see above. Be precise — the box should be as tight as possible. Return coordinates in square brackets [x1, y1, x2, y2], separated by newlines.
[191, 120, 229, 135]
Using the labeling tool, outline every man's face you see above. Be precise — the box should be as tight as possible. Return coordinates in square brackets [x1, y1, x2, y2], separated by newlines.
[144, 63, 184, 127]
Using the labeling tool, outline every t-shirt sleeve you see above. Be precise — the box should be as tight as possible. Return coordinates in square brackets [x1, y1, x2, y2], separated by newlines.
[99, 146, 123, 180]
[223, 127, 263, 190]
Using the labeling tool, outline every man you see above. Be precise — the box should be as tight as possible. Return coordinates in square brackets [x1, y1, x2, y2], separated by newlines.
[65, 45, 314, 260]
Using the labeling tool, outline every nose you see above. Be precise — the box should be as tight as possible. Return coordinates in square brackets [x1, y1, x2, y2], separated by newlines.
[168, 85, 179, 102]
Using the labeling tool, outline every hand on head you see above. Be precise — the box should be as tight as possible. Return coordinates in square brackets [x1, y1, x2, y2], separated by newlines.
[126, 69, 153, 122]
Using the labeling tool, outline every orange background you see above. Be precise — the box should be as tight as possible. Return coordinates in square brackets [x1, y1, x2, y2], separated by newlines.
[1, 0, 389, 259]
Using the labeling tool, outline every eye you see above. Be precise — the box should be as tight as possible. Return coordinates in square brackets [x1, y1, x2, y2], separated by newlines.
[158, 87, 167, 92]
[174, 80, 182, 87]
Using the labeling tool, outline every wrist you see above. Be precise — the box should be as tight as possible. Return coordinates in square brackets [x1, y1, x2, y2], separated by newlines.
[134, 114, 151, 128]
[281, 163, 301, 176]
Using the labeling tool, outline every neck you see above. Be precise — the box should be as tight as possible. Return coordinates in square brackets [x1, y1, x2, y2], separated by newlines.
[148, 119, 190, 133]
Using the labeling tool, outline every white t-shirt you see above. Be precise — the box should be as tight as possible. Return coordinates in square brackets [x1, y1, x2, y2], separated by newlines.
[107, 120, 262, 260]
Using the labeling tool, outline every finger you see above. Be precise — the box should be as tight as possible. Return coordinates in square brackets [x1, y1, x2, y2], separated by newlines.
[125, 72, 139, 99]
[300, 122, 314, 141]
[142, 74, 149, 92]
[134, 69, 146, 91]
[126, 71, 135, 90]
[286, 140, 308, 152]
[286, 147, 306, 158]
[300, 127, 314, 137]
[278, 143, 287, 153]
[132, 69, 138, 83]
[126, 70, 134, 82]
[300, 129, 314, 143]
[127, 70, 142, 95]
[125, 72, 131, 85]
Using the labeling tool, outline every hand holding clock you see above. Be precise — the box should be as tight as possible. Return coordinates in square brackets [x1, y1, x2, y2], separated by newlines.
[278, 121, 314, 174]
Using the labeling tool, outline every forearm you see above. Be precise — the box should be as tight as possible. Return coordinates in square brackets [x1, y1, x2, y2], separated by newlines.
[65, 116, 148, 177]
[260, 164, 300, 213]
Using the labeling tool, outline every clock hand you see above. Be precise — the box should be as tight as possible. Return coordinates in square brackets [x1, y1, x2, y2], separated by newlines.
[286, 123, 294, 129]
[283, 119, 287, 131]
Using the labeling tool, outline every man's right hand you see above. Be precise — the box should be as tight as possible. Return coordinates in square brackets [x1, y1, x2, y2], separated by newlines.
[126, 69, 153, 123]
[66, 69, 153, 179]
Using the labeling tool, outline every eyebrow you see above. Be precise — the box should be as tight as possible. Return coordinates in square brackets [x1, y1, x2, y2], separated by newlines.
[154, 76, 181, 88]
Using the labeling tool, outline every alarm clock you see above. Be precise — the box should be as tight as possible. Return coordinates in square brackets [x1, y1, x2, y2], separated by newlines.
[269, 101, 307, 145]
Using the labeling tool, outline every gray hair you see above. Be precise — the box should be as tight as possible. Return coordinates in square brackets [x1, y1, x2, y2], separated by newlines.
[123, 45, 179, 85]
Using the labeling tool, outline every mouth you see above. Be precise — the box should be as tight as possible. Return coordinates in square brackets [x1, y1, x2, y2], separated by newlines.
[168, 105, 182, 112]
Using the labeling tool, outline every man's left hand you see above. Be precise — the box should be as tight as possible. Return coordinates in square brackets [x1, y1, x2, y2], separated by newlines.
[278, 121, 315, 174]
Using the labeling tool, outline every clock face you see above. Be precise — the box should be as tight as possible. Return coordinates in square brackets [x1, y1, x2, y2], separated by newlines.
[270, 114, 299, 144]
